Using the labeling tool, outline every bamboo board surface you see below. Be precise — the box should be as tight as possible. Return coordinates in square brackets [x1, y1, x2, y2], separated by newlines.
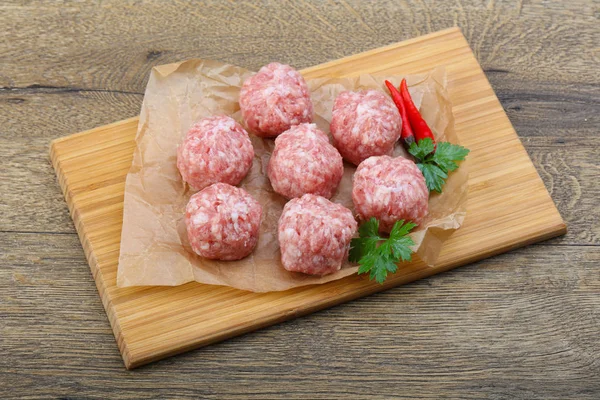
[50, 27, 566, 369]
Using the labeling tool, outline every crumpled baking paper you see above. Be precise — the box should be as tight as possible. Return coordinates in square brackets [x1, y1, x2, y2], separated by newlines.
[117, 59, 468, 292]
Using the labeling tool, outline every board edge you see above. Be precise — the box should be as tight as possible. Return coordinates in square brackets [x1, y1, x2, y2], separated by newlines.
[49, 130, 135, 369]
[301, 26, 463, 75]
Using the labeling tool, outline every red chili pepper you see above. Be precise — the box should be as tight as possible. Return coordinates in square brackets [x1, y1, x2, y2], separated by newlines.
[400, 78, 436, 148]
[384, 80, 414, 147]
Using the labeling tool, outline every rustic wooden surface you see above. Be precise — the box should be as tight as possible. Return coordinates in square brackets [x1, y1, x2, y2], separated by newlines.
[1, 0, 598, 398]
[49, 27, 568, 369]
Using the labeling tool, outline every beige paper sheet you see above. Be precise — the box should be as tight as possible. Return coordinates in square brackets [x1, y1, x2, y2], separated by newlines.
[117, 59, 468, 292]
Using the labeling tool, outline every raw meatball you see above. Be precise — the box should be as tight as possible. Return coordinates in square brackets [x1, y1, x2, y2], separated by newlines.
[278, 194, 357, 276]
[330, 90, 402, 166]
[177, 115, 254, 191]
[185, 183, 262, 260]
[352, 155, 428, 232]
[268, 123, 343, 199]
[239, 62, 313, 137]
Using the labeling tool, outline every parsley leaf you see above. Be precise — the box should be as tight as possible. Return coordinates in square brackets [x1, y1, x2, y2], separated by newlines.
[417, 162, 447, 193]
[349, 218, 381, 262]
[359, 217, 380, 237]
[389, 219, 417, 239]
[350, 219, 416, 284]
[432, 142, 470, 172]
[373, 250, 392, 282]
[409, 138, 470, 194]
[408, 138, 435, 161]
[389, 220, 416, 261]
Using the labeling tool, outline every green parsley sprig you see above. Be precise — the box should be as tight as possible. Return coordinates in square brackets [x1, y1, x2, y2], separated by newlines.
[408, 138, 470, 193]
[349, 218, 416, 284]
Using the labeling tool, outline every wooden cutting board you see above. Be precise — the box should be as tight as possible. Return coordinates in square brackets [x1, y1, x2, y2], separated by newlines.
[50, 27, 565, 369]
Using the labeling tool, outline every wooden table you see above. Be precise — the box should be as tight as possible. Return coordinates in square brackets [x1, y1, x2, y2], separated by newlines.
[1, 1, 598, 398]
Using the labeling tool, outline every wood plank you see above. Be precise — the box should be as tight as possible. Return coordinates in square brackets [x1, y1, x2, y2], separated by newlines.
[49, 27, 565, 369]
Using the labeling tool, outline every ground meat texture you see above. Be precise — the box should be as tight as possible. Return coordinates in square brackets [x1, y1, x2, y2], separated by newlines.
[352, 155, 428, 232]
[330, 90, 402, 166]
[239, 62, 313, 137]
[185, 183, 262, 260]
[278, 194, 357, 276]
[177, 115, 254, 191]
[267, 123, 343, 199]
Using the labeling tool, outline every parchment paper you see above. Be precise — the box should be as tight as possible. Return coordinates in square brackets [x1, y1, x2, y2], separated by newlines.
[117, 59, 468, 292]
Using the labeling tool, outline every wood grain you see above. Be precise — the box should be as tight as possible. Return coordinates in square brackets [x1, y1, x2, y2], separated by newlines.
[1, 232, 598, 398]
[2, 0, 598, 398]
[49, 27, 566, 369]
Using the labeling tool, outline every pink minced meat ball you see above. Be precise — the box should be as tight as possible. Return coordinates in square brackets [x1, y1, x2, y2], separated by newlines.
[177, 115, 254, 191]
[185, 183, 262, 261]
[239, 62, 313, 137]
[268, 123, 344, 199]
[352, 155, 429, 232]
[278, 194, 357, 276]
[330, 90, 402, 166]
